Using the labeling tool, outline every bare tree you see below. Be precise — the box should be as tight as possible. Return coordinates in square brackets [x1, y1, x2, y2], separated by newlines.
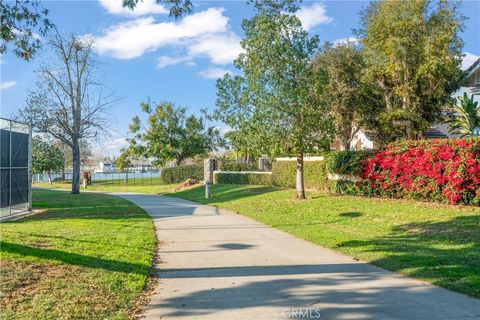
[21, 34, 113, 194]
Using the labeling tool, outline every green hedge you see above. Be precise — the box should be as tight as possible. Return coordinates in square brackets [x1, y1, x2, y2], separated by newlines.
[271, 151, 373, 192]
[324, 150, 374, 176]
[161, 164, 203, 184]
[213, 171, 272, 185]
[271, 160, 329, 191]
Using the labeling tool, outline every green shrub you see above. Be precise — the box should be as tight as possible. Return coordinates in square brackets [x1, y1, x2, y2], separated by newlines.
[327, 179, 363, 195]
[213, 171, 272, 185]
[220, 162, 257, 171]
[271, 160, 329, 191]
[324, 150, 374, 176]
[161, 164, 203, 184]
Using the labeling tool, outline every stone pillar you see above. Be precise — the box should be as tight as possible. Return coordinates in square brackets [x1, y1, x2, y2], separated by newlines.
[258, 156, 269, 171]
[204, 158, 217, 182]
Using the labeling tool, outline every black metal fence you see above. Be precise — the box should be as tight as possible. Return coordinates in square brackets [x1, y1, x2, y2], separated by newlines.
[219, 158, 271, 172]
[0, 118, 31, 218]
[33, 171, 162, 186]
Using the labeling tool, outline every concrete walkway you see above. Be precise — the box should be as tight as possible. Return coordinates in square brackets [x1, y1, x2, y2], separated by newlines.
[117, 193, 480, 320]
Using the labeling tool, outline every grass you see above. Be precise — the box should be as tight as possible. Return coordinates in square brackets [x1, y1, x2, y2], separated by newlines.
[35, 177, 178, 194]
[168, 184, 480, 299]
[0, 189, 156, 320]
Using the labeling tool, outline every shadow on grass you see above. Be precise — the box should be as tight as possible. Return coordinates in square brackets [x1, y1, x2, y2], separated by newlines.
[340, 215, 480, 298]
[0, 241, 150, 275]
[170, 184, 279, 204]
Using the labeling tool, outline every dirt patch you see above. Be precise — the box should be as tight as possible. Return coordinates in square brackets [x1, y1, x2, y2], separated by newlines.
[173, 179, 199, 192]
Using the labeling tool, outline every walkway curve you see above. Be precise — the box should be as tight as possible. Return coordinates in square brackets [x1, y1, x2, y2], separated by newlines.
[116, 193, 480, 320]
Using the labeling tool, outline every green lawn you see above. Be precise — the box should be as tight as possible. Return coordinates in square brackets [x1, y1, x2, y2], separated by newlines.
[0, 189, 156, 320]
[35, 178, 178, 194]
[169, 184, 480, 299]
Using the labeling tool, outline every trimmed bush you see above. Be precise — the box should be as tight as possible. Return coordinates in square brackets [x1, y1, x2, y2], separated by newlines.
[213, 171, 272, 185]
[362, 138, 480, 205]
[220, 161, 256, 172]
[161, 164, 203, 184]
[271, 160, 329, 190]
[324, 150, 374, 176]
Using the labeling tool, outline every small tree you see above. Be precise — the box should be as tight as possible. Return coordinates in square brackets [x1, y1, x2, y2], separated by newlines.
[21, 34, 113, 194]
[32, 137, 64, 185]
[126, 101, 222, 167]
[116, 149, 133, 183]
[446, 93, 480, 137]
[0, 0, 54, 60]
[215, 1, 333, 199]
[313, 42, 383, 150]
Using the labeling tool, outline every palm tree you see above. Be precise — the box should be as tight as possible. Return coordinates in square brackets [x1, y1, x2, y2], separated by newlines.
[446, 93, 480, 137]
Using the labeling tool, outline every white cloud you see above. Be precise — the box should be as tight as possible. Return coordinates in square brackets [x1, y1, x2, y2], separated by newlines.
[104, 137, 128, 150]
[296, 2, 333, 31]
[93, 8, 231, 60]
[99, 0, 168, 16]
[199, 67, 229, 79]
[157, 55, 191, 69]
[333, 37, 359, 47]
[462, 52, 480, 71]
[188, 33, 242, 65]
[0, 81, 17, 90]
[93, 7, 243, 69]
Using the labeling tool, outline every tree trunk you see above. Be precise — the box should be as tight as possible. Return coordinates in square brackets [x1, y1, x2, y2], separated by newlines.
[339, 139, 350, 151]
[61, 165, 65, 181]
[47, 172, 52, 185]
[295, 151, 305, 200]
[71, 142, 81, 194]
[125, 170, 129, 184]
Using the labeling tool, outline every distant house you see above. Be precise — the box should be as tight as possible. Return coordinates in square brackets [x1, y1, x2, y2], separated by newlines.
[331, 58, 480, 151]
[462, 58, 480, 95]
[97, 161, 118, 173]
[125, 159, 155, 173]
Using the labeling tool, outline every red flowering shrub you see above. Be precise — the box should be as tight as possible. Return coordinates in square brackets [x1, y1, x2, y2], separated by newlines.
[361, 138, 480, 205]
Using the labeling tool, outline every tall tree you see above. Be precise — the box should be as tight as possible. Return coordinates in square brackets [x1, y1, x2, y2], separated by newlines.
[358, 0, 464, 139]
[446, 93, 480, 137]
[313, 42, 384, 150]
[0, 0, 54, 60]
[126, 101, 222, 167]
[215, 0, 333, 199]
[21, 34, 113, 194]
[32, 137, 64, 185]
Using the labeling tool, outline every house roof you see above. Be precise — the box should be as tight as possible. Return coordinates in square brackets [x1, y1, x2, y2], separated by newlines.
[465, 57, 480, 80]
[424, 128, 448, 139]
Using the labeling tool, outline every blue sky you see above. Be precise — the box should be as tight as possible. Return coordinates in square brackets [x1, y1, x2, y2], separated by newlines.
[1, 0, 479, 156]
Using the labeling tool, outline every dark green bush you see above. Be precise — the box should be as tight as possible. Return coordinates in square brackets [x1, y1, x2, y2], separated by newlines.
[271, 160, 329, 191]
[213, 171, 272, 185]
[220, 161, 257, 171]
[324, 150, 374, 176]
[161, 164, 203, 184]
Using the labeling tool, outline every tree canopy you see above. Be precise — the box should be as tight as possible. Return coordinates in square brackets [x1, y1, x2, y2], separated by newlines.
[313, 42, 384, 150]
[0, 0, 54, 60]
[32, 137, 64, 184]
[122, 0, 193, 18]
[358, 0, 464, 139]
[126, 101, 223, 166]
